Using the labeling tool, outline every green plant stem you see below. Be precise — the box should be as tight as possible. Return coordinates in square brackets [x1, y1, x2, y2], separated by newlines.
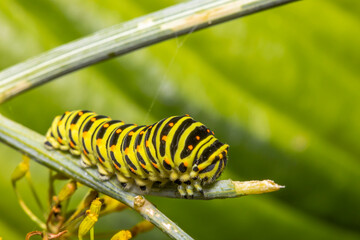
[25, 172, 46, 217]
[0, 0, 297, 103]
[90, 227, 94, 240]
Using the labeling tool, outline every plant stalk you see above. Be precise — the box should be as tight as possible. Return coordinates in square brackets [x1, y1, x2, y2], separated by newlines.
[0, 0, 297, 103]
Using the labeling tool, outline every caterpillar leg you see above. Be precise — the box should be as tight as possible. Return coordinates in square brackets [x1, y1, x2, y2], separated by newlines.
[152, 179, 169, 188]
[176, 180, 204, 198]
[133, 178, 153, 193]
[115, 172, 134, 190]
[44, 118, 61, 150]
[44, 140, 57, 150]
[185, 185, 195, 198]
[96, 164, 112, 181]
[193, 180, 203, 194]
[177, 185, 187, 198]
[59, 144, 69, 151]
[44, 129, 59, 150]
[69, 148, 81, 156]
[80, 154, 93, 168]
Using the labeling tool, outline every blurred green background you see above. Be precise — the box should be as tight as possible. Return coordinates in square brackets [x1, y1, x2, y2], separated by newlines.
[1, 0, 360, 239]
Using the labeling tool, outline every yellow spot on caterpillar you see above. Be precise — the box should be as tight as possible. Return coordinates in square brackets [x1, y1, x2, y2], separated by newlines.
[98, 157, 103, 163]
[219, 153, 223, 159]
[91, 118, 96, 122]
[79, 111, 83, 116]
[57, 121, 62, 126]
[65, 111, 70, 114]
[188, 145, 193, 151]
[162, 135, 167, 141]
[129, 131, 134, 136]
[136, 145, 140, 152]
[96, 138, 102, 146]
[125, 147, 129, 155]
[196, 136, 200, 140]
[70, 124, 75, 130]
[57, 137, 63, 144]
[146, 141, 149, 147]
[140, 131, 145, 135]
[116, 129, 122, 134]
[110, 145, 116, 152]
[103, 123, 109, 128]
[83, 131, 88, 138]
[168, 122, 174, 127]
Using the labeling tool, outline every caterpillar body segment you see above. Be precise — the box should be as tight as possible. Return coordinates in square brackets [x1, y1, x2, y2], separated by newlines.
[45, 110, 229, 198]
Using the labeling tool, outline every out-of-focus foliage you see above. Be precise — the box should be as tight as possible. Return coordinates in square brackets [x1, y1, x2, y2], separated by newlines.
[0, 0, 359, 239]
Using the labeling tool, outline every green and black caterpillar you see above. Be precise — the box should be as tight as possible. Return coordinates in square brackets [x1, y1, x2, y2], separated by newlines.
[45, 110, 229, 198]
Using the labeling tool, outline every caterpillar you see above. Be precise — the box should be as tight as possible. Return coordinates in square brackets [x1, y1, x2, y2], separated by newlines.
[44, 110, 229, 198]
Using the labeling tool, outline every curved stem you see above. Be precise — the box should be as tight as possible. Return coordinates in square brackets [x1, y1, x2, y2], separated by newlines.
[0, 0, 297, 103]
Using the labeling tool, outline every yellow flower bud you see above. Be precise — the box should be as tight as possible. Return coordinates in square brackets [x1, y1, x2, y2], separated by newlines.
[11, 156, 30, 182]
[130, 220, 154, 237]
[78, 198, 102, 239]
[82, 190, 99, 209]
[100, 196, 127, 215]
[57, 180, 77, 202]
[111, 230, 132, 240]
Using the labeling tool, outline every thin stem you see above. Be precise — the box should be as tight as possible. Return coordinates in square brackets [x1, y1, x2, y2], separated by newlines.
[0, 0, 297, 103]
[25, 172, 46, 217]
[48, 171, 54, 210]
[11, 155, 47, 229]
[12, 179, 47, 230]
[90, 227, 94, 240]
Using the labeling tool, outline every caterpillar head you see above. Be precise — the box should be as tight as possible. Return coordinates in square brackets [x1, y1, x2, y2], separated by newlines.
[190, 139, 229, 185]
